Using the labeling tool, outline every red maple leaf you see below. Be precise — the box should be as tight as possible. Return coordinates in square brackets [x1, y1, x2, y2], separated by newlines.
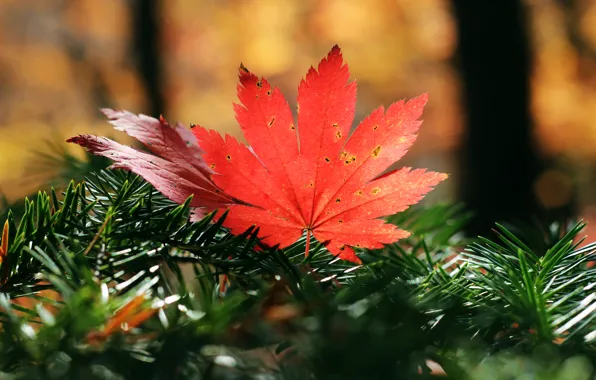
[190, 46, 447, 263]
[67, 110, 232, 219]
[68, 46, 446, 263]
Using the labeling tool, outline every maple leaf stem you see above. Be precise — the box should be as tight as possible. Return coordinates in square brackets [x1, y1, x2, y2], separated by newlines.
[305, 229, 311, 258]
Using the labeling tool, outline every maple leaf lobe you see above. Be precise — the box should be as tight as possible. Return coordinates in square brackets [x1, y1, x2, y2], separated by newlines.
[67, 111, 231, 218]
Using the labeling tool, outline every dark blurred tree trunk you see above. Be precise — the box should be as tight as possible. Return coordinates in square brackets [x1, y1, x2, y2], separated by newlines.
[131, 0, 166, 117]
[452, 0, 544, 236]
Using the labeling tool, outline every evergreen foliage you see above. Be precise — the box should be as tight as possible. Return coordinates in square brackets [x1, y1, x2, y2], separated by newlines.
[0, 152, 594, 379]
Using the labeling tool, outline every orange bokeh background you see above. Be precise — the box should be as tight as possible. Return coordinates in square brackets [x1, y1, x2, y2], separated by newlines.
[1, 0, 596, 232]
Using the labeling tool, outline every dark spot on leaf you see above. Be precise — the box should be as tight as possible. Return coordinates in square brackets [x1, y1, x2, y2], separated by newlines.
[371, 188, 380, 195]
[332, 123, 339, 128]
[373, 125, 378, 130]
[372, 145, 382, 157]
[354, 190, 363, 196]
[268, 117, 275, 127]
[338, 219, 343, 223]
[335, 198, 341, 203]
[226, 155, 231, 161]
[290, 124, 295, 130]
[256, 81, 262, 88]
[324, 157, 330, 162]
[339, 245, 346, 251]
[267, 90, 272, 96]
[210, 163, 216, 169]
[335, 131, 342, 139]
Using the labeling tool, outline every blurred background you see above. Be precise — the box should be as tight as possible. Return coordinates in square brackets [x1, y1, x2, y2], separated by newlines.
[0, 0, 595, 237]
